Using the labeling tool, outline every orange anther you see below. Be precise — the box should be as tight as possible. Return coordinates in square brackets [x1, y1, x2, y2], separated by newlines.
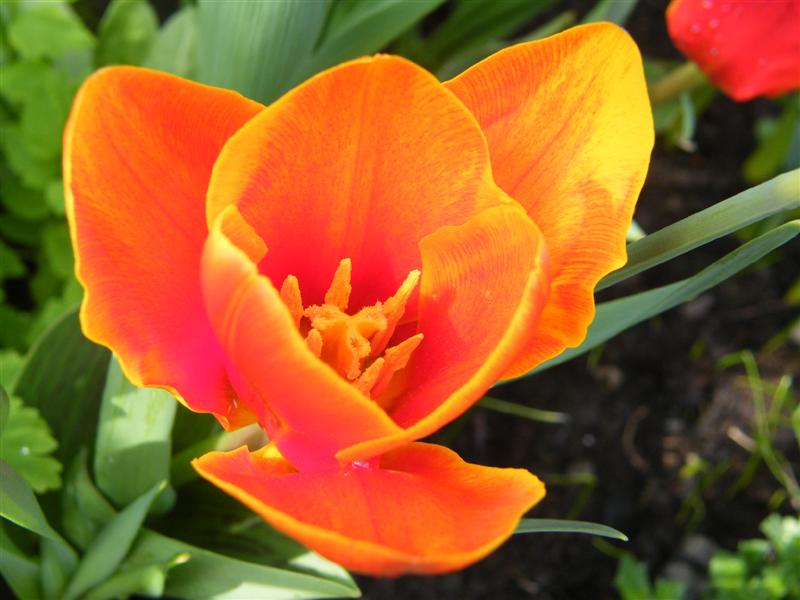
[305, 328, 323, 358]
[280, 275, 303, 327]
[371, 333, 424, 399]
[324, 258, 352, 310]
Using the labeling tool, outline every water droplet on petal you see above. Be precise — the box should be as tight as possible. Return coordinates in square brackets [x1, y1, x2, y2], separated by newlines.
[709, 18, 719, 29]
[710, 47, 720, 57]
[691, 22, 702, 33]
[702, 0, 713, 8]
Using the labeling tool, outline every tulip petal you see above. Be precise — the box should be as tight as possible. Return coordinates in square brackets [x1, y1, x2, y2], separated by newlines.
[445, 23, 654, 377]
[64, 67, 263, 421]
[207, 55, 503, 313]
[338, 203, 550, 462]
[201, 209, 402, 469]
[193, 442, 545, 575]
[667, 0, 800, 101]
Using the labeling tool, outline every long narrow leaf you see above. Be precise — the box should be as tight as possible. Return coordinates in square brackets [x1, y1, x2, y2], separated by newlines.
[515, 518, 628, 541]
[197, 0, 331, 103]
[0, 459, 64, 542]
[63, 482, 165, 600]
[0, 523, 40, 599]
[600, 170, 800, 290]
[301, 0, 443, 79]
[523, 220, 800, 375]
[94, 357, 176, 510]
[126, 530, 361, 599]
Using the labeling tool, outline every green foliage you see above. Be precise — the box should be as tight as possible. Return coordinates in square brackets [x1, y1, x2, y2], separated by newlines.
[515, 519, 628, 541]
[1, 309, 361, 598]
[614, 554, 686, 600]
[743, 96, 800, 184]
[11, 309, 110, 465]
[525, 219, 800, 375]
[94, 357, 177, 511]
[0, 0, 161, 353]
[0, 395, 62, 493]
[719, 352, 800, 510]
[707, 515, 800, 600]
[95, 0, 158, 67]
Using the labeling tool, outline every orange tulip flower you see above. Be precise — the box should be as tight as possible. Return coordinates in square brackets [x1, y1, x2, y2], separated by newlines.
[65, 23, 652, 575]
[667, 0, 800, 101]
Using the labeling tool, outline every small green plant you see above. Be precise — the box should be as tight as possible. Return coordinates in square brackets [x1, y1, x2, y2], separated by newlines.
[613, 554, 686, 600]
[706, 514, 800, 600]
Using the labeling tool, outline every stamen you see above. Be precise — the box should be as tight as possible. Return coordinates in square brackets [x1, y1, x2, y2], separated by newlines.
[371, 333, 424, 399]
[324, 258, 352, 310]
[370, 270, 420, 357]
[354, 357, 385, 395]
[281, 259, 423, 404]
[305, 328, 323, 358]
[280, 275, 303, 326]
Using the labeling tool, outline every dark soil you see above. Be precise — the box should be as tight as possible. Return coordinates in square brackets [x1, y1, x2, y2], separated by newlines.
[358, 3, 800, 600]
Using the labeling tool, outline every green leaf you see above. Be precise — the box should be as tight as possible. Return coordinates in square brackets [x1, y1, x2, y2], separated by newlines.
[515, 518, 628, 541]
[0, 459, 66, 543]
[0, 396, 62, 493]
[0, 522, 40, 600]
[61, 448, 116, 550]
[478, 396, 569, 424]
[12, 308, 111, 465]
[0, 352, 23, 392]
[62, 481, 165, 600]
[144, 5, 197, 78]
[94, 357, 176, 511]
[655, 579, 687, 600]
[41, 222, 73, 279]
[127, 530, 361, 599]
[301, 0, 444, 79]
[744, 100, 800, 184]
[599, 170, 800, 290]
[421, 0, 552, 69]
[0, 239, 26, 280]
[83, 554, 189, 600]
[709, 552, 747, 590]
[96, 0, 158, 67]
[0, 123, 61, 188]
[45, 179, 65, 216]
[529, 220, 800, 374]
[792, 406, 800, 452]
[613, 554, 653, 600]
[40, 535, 78, 600]
[0, 304, 32, 352]
[0, 171, 49, 221]
[582, 0, 639, 25]
[197, 0, 331, 103]
[0, 60, 53, 105]
[8, 3, 95, 60]
[17, 68, 75, 161]
[0, 385, 8, 435]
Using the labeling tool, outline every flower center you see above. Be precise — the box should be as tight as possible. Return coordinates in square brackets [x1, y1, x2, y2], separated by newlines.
[279, 259, 422, 407]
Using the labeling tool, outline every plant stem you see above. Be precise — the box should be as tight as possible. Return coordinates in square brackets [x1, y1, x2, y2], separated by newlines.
[649, 61, 707, 107]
